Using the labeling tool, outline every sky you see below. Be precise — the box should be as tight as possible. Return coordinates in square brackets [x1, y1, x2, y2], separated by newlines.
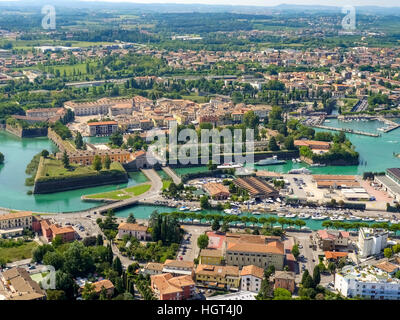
[80, 0, 400, 7]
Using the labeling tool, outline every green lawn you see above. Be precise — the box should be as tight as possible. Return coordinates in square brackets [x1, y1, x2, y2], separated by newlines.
[0, 241, 38, 263]
[86, 183, 151, 200]
[162, 179, 172, 191]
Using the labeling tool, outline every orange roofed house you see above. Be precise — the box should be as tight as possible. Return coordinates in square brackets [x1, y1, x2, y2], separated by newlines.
[151, 273, 195, 300]
[117, 222, 151, 241]
[240, 265, 265, 293]
[294, 139, 331, 154]
[203, 182, 230, 200]
[40, 219, 76, 243]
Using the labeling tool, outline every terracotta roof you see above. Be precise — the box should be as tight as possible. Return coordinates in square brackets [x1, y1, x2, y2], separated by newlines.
[145, 262, 164, 272]
[375, 261, 399, 273]
[200, 249, 223, 258]
[151, 273, 194, 296]
[324, 251, 348, 260]
[118, 222, 148, 232]
[240, 265, 264, 279]
[92, 279, 114, 293]
[163, 260, 194, 269]
[227, 241, 285, 255]
[274, 271, 296, 280]
[87, 121, 118, 126]
[195, 264, 239, 278]
[0, 211, 32, 221]
[204, 183, 230, 197]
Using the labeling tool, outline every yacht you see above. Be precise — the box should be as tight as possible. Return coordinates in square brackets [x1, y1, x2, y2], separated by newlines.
[312, 215, 328, 220]
[298, 213, 311, 219]
[285, 213, 297, 218]
[192, 207, 201, 212]
[179, 206, 190, 211]
[292, 158, 297, 163]
[310, 163, 326, 167]
[289, 168, 311, 175]
[375, 218, 389, 223]
[330, 215, 344, 221]
[252, 211, 261, 215]
[390, 219, 399, 224]
[277, 212, 286, 217]
[255, 156, 286, 166]
[301, 226, 311, 231]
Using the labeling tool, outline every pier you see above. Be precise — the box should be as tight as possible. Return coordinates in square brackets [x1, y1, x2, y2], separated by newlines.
[378, 117, 400, 133]
[313, 125, 381, 137]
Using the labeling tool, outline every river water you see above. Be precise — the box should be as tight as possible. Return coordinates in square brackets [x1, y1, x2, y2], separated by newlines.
[1, 117, 400, 215]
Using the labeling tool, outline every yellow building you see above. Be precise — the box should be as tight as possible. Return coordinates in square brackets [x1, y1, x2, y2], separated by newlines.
[195, 264, 240, 290]
[199, 249, 223, 265]
[0, 211, 33, 237]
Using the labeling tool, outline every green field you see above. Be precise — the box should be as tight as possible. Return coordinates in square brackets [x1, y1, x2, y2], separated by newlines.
[162, 179, 172, 191]
[86, 183, 151, 200]
[37, 158, 126, 181]
[0, 241, 38, 263]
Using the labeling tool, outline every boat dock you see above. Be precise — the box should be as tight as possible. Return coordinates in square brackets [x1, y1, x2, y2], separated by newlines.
[313, 125, 381, 137]
[378, 117, 400, 133]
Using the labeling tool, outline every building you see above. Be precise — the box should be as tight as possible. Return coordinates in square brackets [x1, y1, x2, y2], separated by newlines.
[294, 139, 331, 154]
[233, 177, 279, 200]
[324, 251, 349, 264]
[225, 234, 285, 270]
[195, 264, 240, 291]
[151, 273, 195, 300]
[40, 219, 76, 243]
[199, 249, 223, 265]
[0, 211, 33, 237]
[88, 121, 119, 136]
[56, 148, 133, 166]
[273, 271, 296, 293]
[92, 279, 115, 298]
[203, 183, 230, 200]
[117, 222, 151, 241]
[316, 230, 350, 251]
[375, 261, 400, 275]
[162, 260, 194, 277]
[240, 265, 264, 293]
[375, 168, 400, 202]
[334, 265, 400, 300]
[0, 267, 46, 300]
[207, 291, 257, 300]
[313, 175, 360, 189]
[64, 98, 133, 117]
[358, 228, 388, 258]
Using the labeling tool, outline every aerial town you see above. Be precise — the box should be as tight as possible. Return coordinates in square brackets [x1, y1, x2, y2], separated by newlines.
[2, 1, 400, 303]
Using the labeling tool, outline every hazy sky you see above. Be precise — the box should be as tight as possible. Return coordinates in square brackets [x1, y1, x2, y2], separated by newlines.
[82, 0, 400, 7]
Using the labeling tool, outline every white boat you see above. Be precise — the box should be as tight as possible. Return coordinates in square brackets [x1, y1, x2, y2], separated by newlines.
[310, 163, 326, 167]
[390, 219, 399, 224]
[298, 214, 311, 219]
[296, 158, 301, 163]
[285, 213, 297, 218]
[361, 217, 374, 222]
[255, 155, 286, 166]
[330, 216, 345, 221]
[301, 226, 311, 231]
[192, 207, 201, 212]
[217, 163, 244, 169]
[312, 215, 328, 220]
[179, 206, 190, 211]
[292, 158, 297, 163]
[289, 168, 311, 175]
[252, 211, 261, 215]
[347, 216, 361, 222]
[375, 218, 389, 223]
[277, 213, 286, 217]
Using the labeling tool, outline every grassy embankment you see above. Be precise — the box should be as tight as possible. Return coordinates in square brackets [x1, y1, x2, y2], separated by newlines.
[85, 183, 151, 201]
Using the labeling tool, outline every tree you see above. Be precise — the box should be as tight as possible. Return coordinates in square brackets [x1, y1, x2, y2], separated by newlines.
[46, 290, 67, 300]
[328, 262, 336, 274]
[273, 288, 292, 300]
[82, 282, 97, 300]
[112, 257, 123, 276]
[207, 160, 217, 171]
[211, 219, 220, 231]
[75, 132, 84, 149]
[99, 286, 108, 300]
[268, 136, 279, 151]
[384, 247, 393, 259]
[55, 271, 76, 299]
[127, 213, 136, 224]
[110, 131, 123, 147]
[243, 110, 260, 129]
[43, 251, 64, 270]
[0, 152, 4, 164]
[284, 136, 295, 150]
[62, 151, 69, 168]
[313, 265, 321, 287]
[103, 155, 111, 170]
[96, 234, 104, 246]
[52, 235, 63, 248]
[197, 234, 209, 250]
[200, 195, 210, 209]
[41, 150, 49, 158]
[291, 244, 300, 259]
[93, 155, 102, 171]
[301, 270, 314, 289]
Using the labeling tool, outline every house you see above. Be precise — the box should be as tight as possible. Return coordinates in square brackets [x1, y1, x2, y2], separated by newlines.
[195, 264, 240, 291]
[117, 222, 151, 241]
[240, 265, 265, 293]
[92, 279, 115, 298]
[323, 251, 349, 265]
[375, 261, 399, 275]
[40, 219, 76, 243]
[199, 249, 223, 265]
[273, 271, 296, 293]
[151, 273, 195, 300]
[233, 177, 279, 200]
[142, 262, 164, 276]
[87, 121, 119, 136]
[162, 260, 194, 277]
[316, 230, 349, 251]
[203, 183, 230, 200]
[0, 267, 46, 300]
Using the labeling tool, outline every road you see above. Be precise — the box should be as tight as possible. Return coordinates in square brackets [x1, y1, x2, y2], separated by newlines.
[162, 166, 182, 184]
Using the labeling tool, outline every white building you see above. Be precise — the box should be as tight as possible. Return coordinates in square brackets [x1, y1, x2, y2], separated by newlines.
[358, 228, 388, 258]
[335, 265, 400, 300]
[239, 265, 264, 293]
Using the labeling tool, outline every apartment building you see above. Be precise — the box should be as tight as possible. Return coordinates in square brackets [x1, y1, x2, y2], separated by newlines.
[224, 234, 285, 270]
[195, 264, 240, 291]
[199, 249, 223, 265]
[151, 273, 195, 300]
[316, 230, 350, 251]
[0, 211, 33, 237]
[358, 228, 388, 258]
[117, 222, 151, 241]
[335, 265, 400, 300]
[87, 121, 119, 136]
[273, 271, 296, 293]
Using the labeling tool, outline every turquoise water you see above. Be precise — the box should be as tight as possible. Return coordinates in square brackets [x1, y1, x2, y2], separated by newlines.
[114, 204, 381, 231]
[0, 131, 146, 213]
[84, 136, 110, 144]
